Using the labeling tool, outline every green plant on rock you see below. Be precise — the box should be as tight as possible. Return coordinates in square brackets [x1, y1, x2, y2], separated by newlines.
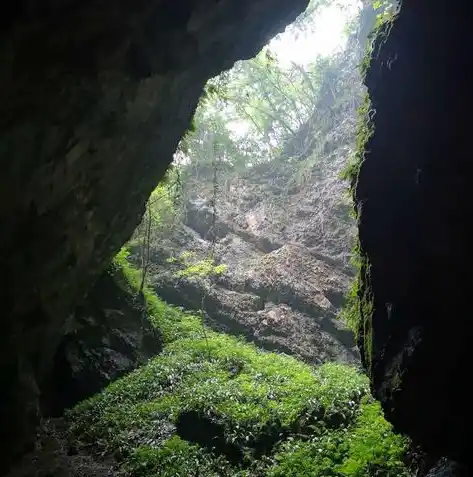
[269, 400, 408, 477]
[167, 250, 227, 359]
[338, 400, 409, 476]
[123, 437, 234, 477]
[112, 247, 203, 344]
[338, 2, 398, 369]
[167, 251, 227, 279]
[339, 93, 374, 185]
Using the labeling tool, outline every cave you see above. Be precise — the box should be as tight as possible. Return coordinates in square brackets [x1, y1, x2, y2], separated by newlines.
[1, 0, 473, 475]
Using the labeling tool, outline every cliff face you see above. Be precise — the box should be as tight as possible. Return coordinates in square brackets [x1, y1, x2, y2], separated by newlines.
[146, 209, 358, 364]
[355, 0, 473, 467]
[0, 0, 309, 469]
[142, 120, 361, 364]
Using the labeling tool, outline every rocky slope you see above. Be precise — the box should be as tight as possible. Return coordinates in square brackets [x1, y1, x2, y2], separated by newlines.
[135, 27, 367, 366]
[139, 117, 361, 365]
[146, 227, 358, 364]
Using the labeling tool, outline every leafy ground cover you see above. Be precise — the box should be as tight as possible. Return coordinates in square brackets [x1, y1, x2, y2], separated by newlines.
[66, 251, 409, 476]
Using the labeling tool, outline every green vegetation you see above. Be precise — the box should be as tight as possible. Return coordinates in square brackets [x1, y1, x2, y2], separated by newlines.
[176, 3, 369, 200]
[338, 93, 375, 362]
[268, 401, 407, 477]
[167, 251, 227, 279]
[338, 95, 375, 350]
[339, 94, 374, 185]
[131, 169, 182, 248]
[339, 3, 398, 360]
[68, 254, 409, 476]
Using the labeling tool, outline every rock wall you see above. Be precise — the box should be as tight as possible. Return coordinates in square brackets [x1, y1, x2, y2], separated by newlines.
[41, 266, 162, 417]
[147, 225, 359, 363]
[145, 154, 361, 363]
[355, 0, 473, 467]
[0, 0, 309, 470]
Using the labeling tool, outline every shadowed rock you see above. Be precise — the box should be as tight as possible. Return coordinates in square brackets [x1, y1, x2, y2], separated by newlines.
[0, 0, 308, 469]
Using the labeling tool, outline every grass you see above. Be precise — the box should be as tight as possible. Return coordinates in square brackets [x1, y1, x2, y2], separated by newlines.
[66, 250, 409, 476]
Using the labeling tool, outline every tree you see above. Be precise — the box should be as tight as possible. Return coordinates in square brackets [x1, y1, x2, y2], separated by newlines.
[132, 169, 182, 292]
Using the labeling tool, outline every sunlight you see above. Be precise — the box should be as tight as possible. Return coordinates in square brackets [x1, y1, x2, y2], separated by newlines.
[270, 0, 362, 66]
[226, 2, 361, 140]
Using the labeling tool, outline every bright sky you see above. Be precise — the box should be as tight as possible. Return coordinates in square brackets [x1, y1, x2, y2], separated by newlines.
[225, 1, 362, 138]
[269, 0, 362, 66]
[181, 1, 363, 146]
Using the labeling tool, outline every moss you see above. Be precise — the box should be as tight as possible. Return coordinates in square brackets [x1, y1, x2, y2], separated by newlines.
[338, 249, 373, 373]
[339, 9, 398, 371]
[339, 93, 374, 186]
[65, 250, 410, 476]
[338, 241, 363, 336]
[341, 92, 376, 370]
[113, 247, 203, 344]
[359, 268, 374, 374]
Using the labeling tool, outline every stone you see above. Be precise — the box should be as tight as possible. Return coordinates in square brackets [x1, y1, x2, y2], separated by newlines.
[354, 0, 473, 466]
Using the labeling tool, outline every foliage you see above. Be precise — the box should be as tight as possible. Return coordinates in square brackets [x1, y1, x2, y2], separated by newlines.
[68, 253, 409, 477]
[338, 401, 408, 476]
[372, 0, 398, 28]
[338, 95, 374, 343]
[113, 247, 204, 344]
[131, 168, 182, 248]
[167, 251, 227, 279]
[122, 437, 234, 477]
[269, 400, 409, 477]
[339, 93, 374, 185]
[177, 38, 348, 194]
[339, 273, 361, 337]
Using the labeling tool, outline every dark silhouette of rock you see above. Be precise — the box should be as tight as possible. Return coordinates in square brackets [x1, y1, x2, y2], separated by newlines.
[354, 0, 473, 469]
[41, 266, 162, 417]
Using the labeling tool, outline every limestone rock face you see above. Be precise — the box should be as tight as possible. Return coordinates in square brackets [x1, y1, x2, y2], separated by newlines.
[143, 200, 359, 364]
[355, 0, 473, 467]
[0, 0, 308, 469]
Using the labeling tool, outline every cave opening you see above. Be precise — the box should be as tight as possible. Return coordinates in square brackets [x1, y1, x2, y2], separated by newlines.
[3, 0, 473, 475]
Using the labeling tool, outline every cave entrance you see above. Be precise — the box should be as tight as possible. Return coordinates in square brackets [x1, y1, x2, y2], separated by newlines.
[0, 0, 406, 474]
